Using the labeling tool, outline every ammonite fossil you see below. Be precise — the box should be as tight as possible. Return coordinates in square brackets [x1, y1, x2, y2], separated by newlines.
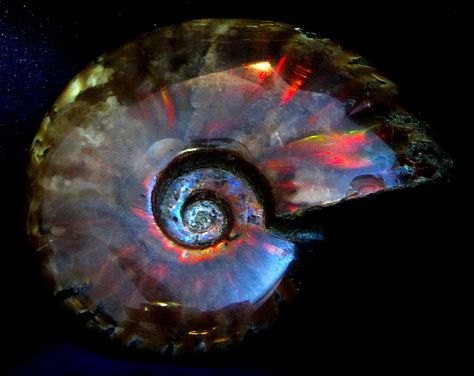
[27, 19, 451, 354]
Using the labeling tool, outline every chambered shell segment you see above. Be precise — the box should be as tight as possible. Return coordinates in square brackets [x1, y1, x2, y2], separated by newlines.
[27, 19, 450, 354]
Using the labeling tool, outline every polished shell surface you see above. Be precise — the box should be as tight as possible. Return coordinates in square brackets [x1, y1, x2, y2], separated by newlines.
[27, 19, 451, 354]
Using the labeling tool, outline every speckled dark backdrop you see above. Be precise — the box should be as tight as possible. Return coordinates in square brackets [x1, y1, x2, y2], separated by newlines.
[0, 1, 465, 375]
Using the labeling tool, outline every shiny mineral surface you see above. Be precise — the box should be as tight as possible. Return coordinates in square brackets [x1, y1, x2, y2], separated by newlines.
[27, 19, 451, 354]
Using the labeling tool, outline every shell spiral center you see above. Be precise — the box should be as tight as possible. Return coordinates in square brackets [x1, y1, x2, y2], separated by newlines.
[151, 148, 271, 250]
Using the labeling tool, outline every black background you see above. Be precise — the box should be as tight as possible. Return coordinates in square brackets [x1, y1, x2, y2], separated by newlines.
[0, 1, 465, 374]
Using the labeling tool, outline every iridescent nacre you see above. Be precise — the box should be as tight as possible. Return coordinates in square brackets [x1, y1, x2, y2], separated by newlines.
[27, 19, 451, 354]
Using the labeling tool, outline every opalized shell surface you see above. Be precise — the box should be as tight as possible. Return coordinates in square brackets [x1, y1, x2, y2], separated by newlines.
[28, 19, 451, 354]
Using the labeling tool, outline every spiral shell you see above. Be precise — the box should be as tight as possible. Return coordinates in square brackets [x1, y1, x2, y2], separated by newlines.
[27, 19, 450, 354]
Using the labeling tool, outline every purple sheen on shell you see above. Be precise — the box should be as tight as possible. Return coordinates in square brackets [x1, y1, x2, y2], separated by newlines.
[27, 19, 451, 354]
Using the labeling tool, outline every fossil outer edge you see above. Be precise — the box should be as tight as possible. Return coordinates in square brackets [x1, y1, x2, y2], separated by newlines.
[27, 19, 451, 354]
